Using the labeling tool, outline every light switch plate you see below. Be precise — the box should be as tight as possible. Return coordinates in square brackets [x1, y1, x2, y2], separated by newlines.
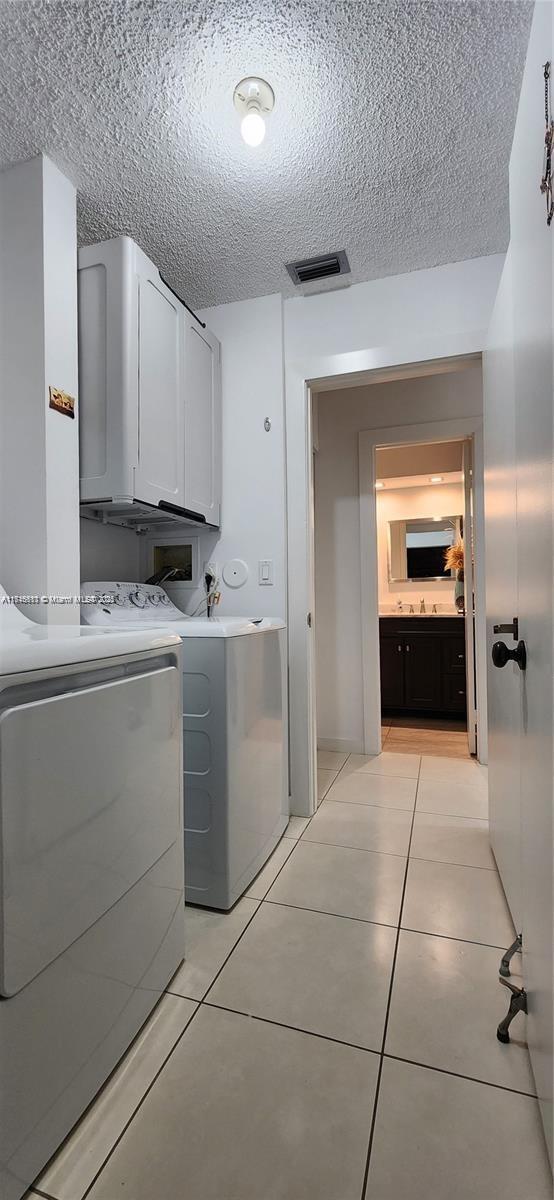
[258, 559, 273, 586]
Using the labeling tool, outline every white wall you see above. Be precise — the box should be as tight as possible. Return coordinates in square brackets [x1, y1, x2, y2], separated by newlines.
[314, 367, 481, 749]
[285, 255, 504, 366]
[376, 481, 463, 609]
[0, 155, 80, 623]
[194, 292, 287, 621]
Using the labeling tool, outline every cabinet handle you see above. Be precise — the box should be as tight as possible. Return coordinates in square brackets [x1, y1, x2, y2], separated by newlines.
[458, 654, 464, 660]
[397, 644, 402, 652]
[406, 644, 410, 653]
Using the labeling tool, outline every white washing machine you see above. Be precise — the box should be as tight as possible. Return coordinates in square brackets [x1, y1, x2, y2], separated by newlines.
[0, 587, 184, 1200]
[81, 582, 289, 909]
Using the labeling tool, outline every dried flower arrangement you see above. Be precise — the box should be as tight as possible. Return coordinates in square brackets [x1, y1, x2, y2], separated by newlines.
[444, 540, 464, 575]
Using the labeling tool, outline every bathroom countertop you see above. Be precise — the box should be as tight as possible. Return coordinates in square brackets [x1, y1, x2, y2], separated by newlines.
[379, 611, 464, 618]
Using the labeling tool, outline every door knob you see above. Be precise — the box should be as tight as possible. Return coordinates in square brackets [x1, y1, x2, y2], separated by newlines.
[492, 640, 527, 671]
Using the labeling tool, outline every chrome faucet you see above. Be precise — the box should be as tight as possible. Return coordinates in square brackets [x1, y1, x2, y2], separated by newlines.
[420, 597, 426, 614]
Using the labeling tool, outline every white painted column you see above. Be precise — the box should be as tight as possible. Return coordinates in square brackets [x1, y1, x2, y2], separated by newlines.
[0, 154, 80, 623]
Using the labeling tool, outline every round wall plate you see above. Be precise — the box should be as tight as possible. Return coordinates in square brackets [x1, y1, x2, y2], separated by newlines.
[222, 559, 249, 588]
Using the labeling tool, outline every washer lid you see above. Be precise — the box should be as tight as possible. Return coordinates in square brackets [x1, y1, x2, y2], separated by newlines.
[177, 616, 286, 638]
[0, 586, 179, 675]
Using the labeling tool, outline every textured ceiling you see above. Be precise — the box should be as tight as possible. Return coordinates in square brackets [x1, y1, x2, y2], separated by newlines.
[0, 0, 532, 308]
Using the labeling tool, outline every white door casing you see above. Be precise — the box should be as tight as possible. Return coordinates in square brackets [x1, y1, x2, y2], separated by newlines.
[286, 335, 491, 817]
[462, 439, 478, 755]
[358, 416, 486, 762]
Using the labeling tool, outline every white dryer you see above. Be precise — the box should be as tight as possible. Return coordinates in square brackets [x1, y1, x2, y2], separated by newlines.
[81, 582, 289, 909]
[0, 587, 184, 1200]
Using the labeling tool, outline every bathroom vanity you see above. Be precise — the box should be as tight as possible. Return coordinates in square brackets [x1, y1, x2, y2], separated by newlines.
[379, 615, 466, 714]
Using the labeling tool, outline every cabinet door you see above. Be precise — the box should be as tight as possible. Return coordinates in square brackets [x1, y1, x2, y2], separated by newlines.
[403, 635, 442, 710]
[134, 264, 184, 507]
[380, 635, 404, 709]
[442, 635, 466, 675]
[442, 673, 467, 713]
[183, 317, 221, 524]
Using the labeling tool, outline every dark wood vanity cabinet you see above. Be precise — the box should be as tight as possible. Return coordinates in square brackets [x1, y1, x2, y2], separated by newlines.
[379, 617, 466, 714]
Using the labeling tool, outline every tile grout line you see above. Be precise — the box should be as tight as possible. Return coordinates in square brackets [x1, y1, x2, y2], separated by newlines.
[74, 828, 314, 1200]
[201, 819, 316, 1004]
[42, 756, 494, 1200]
[261, 897, 400, 930]
[302, 835, 409, 860]
[359, 754, 422, 1200]
[196, 1000, 538, 1101]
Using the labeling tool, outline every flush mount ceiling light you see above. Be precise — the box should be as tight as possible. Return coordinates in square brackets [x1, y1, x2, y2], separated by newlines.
[375, 481, 385, 490]
[233, 76, 275, 146]
[430, 475, 444, 484]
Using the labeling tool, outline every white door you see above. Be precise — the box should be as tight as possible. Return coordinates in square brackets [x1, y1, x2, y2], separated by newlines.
[134, 264, 184, 508]
[183, 318, 221, 524]
[483, 255, 522, 932]
[485, 1, 553, 1161]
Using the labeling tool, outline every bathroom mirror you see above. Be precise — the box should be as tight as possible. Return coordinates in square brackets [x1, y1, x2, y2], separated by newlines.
[388, 515, 462, 582]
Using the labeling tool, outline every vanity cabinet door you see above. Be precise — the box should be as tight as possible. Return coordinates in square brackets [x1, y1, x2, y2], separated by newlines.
[380, 635, 405, 709]
[403, 634, 442, 710]
[442, 635, 466, 675]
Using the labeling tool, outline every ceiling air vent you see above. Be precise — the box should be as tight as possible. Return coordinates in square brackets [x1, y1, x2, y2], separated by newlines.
[286, 250, 350, 286]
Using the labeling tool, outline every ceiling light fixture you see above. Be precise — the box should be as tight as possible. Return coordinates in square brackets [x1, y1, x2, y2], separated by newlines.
[233, 76, 275, 147]
[430, 475, 444, 484]
[375, 481, 385, 490]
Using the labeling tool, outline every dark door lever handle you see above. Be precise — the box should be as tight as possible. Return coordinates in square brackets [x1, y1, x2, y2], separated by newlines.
[492, 640, 527, 671]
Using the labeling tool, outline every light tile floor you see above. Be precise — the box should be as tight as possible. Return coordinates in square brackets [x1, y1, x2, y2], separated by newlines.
[33, 750, 552, 1200]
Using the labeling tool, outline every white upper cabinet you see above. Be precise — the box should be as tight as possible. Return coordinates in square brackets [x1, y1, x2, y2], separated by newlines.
[184, 316, 221, 524]
[78, 236, 221, 528]
[134, 254, 184, 509]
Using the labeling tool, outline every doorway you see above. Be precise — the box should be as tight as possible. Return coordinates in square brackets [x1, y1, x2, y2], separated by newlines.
[310, 359, 487, 815]
[375, 437, 473, 760]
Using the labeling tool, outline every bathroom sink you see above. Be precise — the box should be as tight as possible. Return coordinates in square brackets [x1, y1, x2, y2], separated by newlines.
[379, 611, 462, 618]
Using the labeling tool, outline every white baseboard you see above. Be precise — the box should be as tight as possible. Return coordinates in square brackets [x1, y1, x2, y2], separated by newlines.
[317, 737, 364, 754]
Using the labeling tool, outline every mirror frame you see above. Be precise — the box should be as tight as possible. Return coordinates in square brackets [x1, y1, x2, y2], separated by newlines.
[387, 514, 462, 584]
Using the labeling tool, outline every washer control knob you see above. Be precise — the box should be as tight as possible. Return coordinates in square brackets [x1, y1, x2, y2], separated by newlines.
[130, 589, 147, 608]
[150, 593, 160, 605]
[113, 594, 125, 606]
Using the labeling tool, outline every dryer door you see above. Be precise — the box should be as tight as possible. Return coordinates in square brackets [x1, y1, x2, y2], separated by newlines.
[0, 665, 182, 996]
